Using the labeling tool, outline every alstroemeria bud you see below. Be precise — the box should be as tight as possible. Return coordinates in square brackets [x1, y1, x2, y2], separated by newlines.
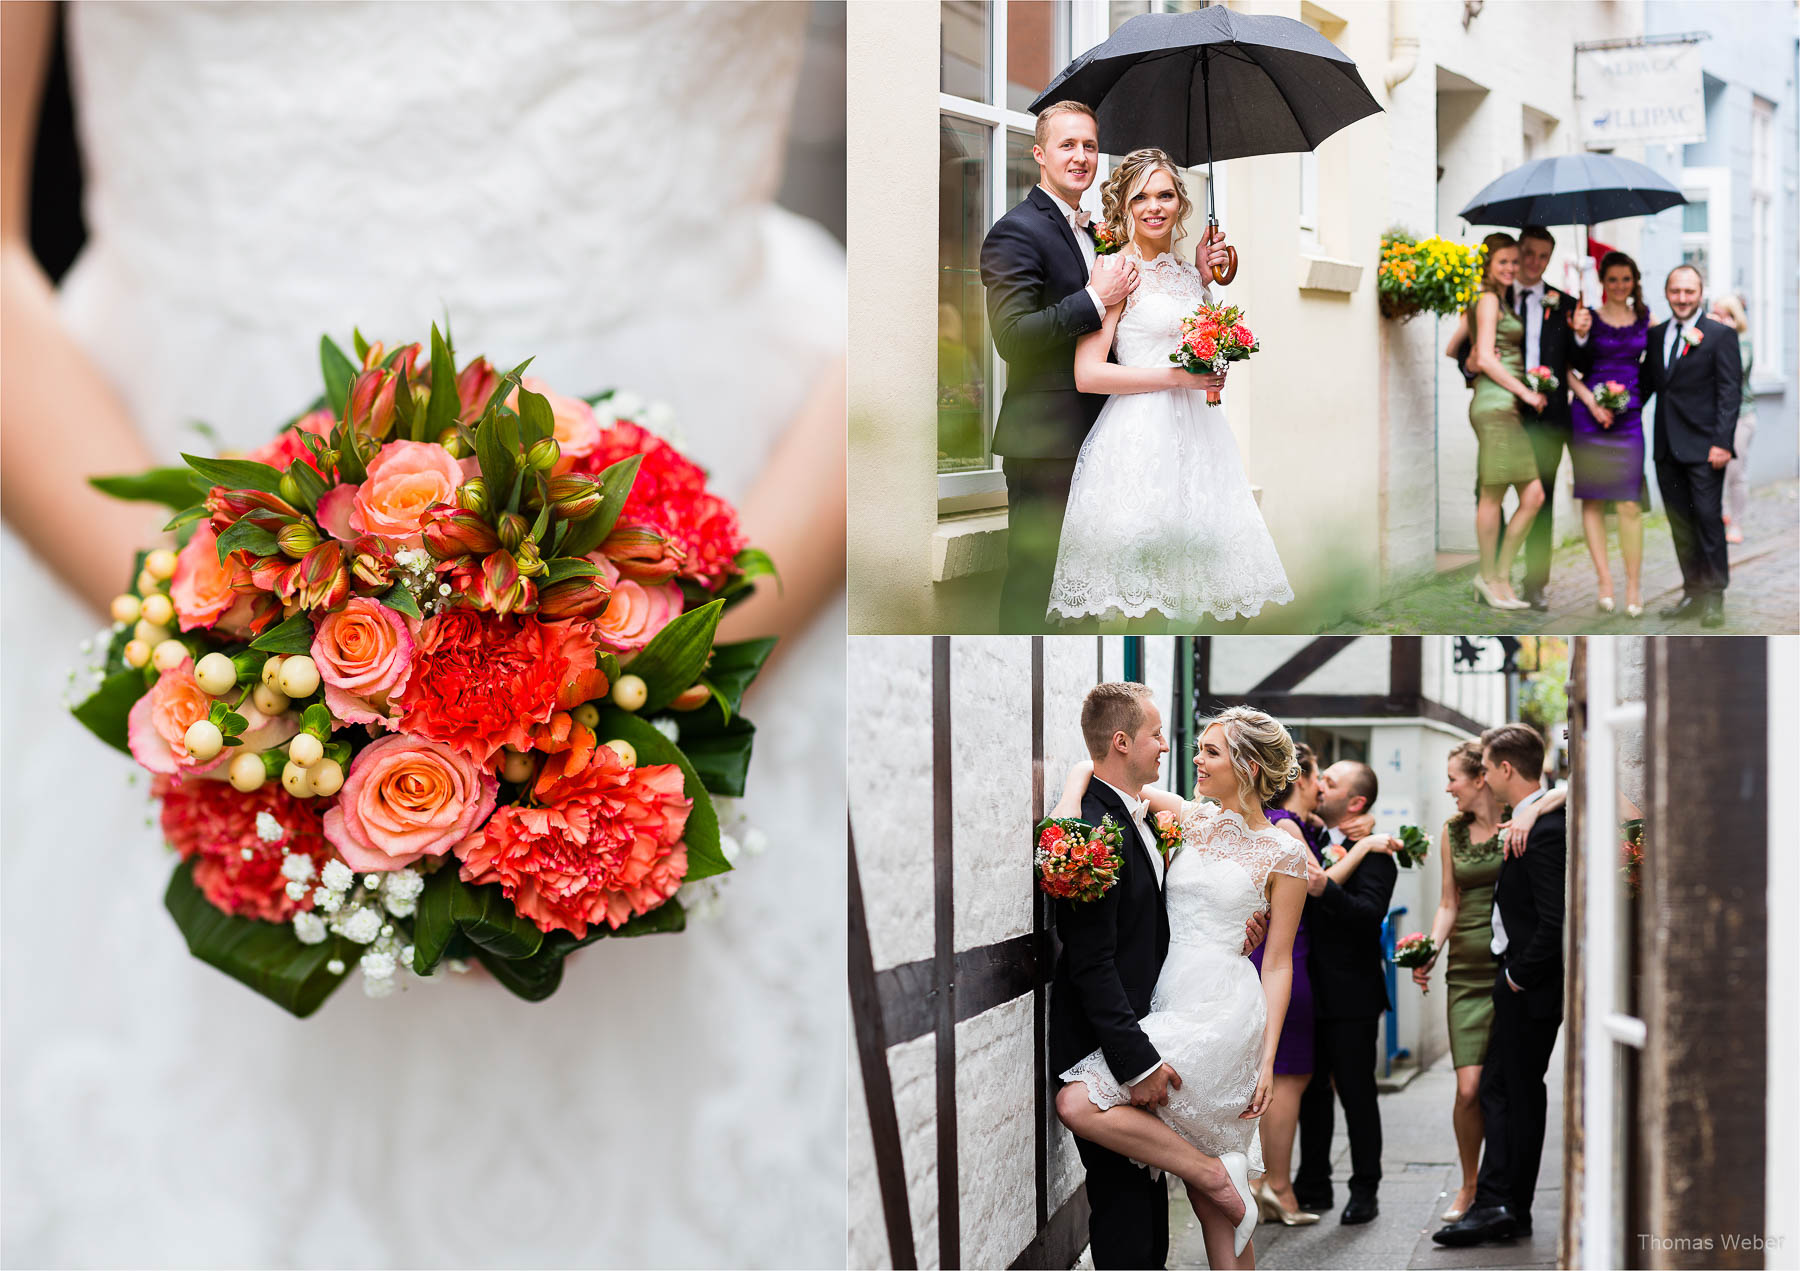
[456, 479, 489, 517]
[349, 535, 396, 590]
[207, 486, 300, 529]
[278, 521, 322, 559]
[496, 511, 529, 554]
[601, 523, 685, 583]
[390, 342, 422, 381]
[349, 367, 398, 439]
[526, 437, 561, 473]
[536, 575, 613, 620]
[420, 506, 501, 560]
[456, 358, 499, 424]
[547, 474, 604, 519]
[479, 550, 536, 615]
[284, 541, 351, 611]
[436, 426, 470, 459]
[513, 539, 547, 577]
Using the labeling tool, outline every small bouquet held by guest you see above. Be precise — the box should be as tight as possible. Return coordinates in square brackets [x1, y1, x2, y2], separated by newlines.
[1169, 301, 1259, 406]
[1620, 818, 1645, 898]
[70, 327, 777, 1016]
[1522, 365, 1558, 394]
[1034, 815, 1126, 903]
[1394, 824, 1432, 869]
[1151, 809, 1183, 864]
[1592, 381, 1631, 414]
[1392, 931, 1438, 971]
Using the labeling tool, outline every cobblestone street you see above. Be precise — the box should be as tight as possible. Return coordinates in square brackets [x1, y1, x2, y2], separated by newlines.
[1332, 479, 1798, 635]
[1166, 1039, 1564, 1270]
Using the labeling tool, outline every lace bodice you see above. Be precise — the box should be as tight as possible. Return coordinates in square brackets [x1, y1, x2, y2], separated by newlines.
[1114, 252, 1212, 367]
[1165, 802, 1308, 951]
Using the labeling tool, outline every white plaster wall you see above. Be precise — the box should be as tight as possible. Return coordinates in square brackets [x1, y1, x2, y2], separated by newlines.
[851, 637, 939, 971]
[849, 1038, 886, 1270]
[1045, 638, 1102, 798]
[952, 640, 1038, 952]
[890, 1033, 941, 1269]
[1293, 636, 1393, 695]
[1209, 635, 1313, 690]
[955, 997, 1038, 1270]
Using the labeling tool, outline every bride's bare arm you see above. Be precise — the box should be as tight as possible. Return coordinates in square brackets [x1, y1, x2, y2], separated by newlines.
[1049, 759, 1093, 819]
[1073, 304, 1191, 396]
[714, 354, 845, 663]
[1139, 787, 1182, 817]
[1246, 872, 1306, 1116]
[2, 1, 161, 617]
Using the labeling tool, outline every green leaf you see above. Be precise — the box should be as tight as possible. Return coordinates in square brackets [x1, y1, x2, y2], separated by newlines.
[734, 547, 779, 583]
[90, 466, 207, 509]
[473, 945, 566, 1001]
[165, 860, 352, 1018]
[353, 328, 371, 362]
[425, 323, 459, 441]
[672, 712, 757, 798]
[515, 386, 555, 448]
[332, 420, 368, 484]
[181, 453, 285, 496]
[301, 702, 332, 735]
[541, 557, 602, 586]
[410, 865, 460, 975]
[596, 650, 622, 686]
[474, 412, 517, 508]
[411, 866, 543, 976]
[393, 358, 420, 442]
[557, 454, 642, 558]
[482, 357, 535, 421]
[71, 668, 150, 755]
[320, 335, 357, 418]
[595, 707, 729, 881]
[162, 504, 209, 533]
[215, 518, 281, 563]
[379, 584, 422, 620]
[701, 637, 777, 720]
[249, 613, 317, 654]
[625, 599, 723, 713]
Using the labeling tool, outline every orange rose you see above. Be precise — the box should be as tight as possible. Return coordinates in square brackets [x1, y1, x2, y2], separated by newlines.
[170, 523, 250, 631]
[349, 440, 465, 545]
[512, 377, 602, 472]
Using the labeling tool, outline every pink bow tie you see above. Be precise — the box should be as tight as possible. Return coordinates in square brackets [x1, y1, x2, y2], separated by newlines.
[1071, 210, 1092, 230]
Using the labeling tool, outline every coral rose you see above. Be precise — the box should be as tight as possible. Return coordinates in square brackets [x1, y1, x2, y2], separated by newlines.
[349, 440, 464, 545]
[157, 775, 335, 922]
[171, 523, 250, 632]
[127, 658, 299, 776]
[311, 597, 416, 727]
[512, 377, 603, 471]
[585, 555, 681, 653]
[243, 408, 335, 473]
[396, 610, 608, 762]
[572, 421, 746, 588]
[322, 733, 498, 872]
[455, 748, 690, 938]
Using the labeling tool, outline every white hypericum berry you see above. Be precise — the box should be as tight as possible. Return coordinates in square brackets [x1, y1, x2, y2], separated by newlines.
[123, 639, 152, 670]
[140, 593, 175, 629]
[651, 717, 679, 743]
[260, 655, 286, 690]
[194, 652, 237, 696]
[183, 719, 224, 761]
[341, 909, 381, 944]
[498, 748, 534, 785]
[280, 852, 315, 883]
[252, 683, 291, 715]
[288, 733, 324, 767]
[602, 738, 637, 768]
[255, 811, 285, 843]
[326, 958, 346, 975]
[307, 758, 344, 797]
[572, 702, 600, 729]
[292, 912, 327, 945]
[277, 654, 320, 699]
[150, 637, 186, 671]
[610, 674, 648, 712]
[110, 594, 142, 625]
[144, 548, 178, 580]
[281, 761, 313, 797]
[228, 750, 267, 792]
[321, 860, 354, 893]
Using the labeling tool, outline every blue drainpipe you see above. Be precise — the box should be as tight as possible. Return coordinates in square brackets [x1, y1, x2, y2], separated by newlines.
[1382, 905, 1410, 1077]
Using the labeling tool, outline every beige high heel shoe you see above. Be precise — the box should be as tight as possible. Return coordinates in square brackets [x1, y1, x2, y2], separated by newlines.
[1253, 1179, 1321, 1226]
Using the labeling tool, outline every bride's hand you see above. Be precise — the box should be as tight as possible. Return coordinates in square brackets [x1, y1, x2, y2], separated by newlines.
[1173, 368, 1227, 393]
[1240, 1062, 1273, 1118]
[1195, 225, 1230, 287]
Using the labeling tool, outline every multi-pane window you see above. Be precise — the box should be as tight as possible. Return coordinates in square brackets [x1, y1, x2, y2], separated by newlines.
[1750, 96, 1778, 377]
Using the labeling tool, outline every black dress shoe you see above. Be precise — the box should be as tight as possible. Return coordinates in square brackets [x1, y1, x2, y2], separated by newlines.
[1701, 597, 1725, 628]
[1432, 1204, 1520, 1246]
[1292, 1188, 1334, 1212]
[1659, 594, 1702, 620]
[1524, 588, 1550, 612]
[1340, 1195, 1379, 1224]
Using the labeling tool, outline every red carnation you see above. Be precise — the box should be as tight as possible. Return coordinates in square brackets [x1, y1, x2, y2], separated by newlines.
[396, 610, 610, 763]
[1193, 336, 1218, 360]
[1232, 324, 1254, 347]
[156, 775, 334, 922]
[455, 748, 691, 938]
[573, 421, 746, 588]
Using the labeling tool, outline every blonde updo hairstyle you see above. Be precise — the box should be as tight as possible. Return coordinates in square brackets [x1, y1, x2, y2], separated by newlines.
[1099, 148, 1194, 256]
[1201, 706, 1299, 810]
[1448, 740, 1486, 825]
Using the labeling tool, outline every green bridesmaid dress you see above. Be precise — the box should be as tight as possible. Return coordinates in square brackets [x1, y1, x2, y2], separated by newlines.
[1467, 299, 1539, 486]
[1444, 816, 1504, 1068]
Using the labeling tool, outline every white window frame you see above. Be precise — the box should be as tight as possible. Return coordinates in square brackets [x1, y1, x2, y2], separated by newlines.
[1677, 166, 1731, 308]
[1750, 96, 1781, 382]
[1577, 637, 1647, 1271]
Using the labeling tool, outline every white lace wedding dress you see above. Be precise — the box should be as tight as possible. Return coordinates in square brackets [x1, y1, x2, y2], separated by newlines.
[1046, 254, 1294, 625]
[0, 5, 844, 1268]
[1060, 801, 1307, 1175]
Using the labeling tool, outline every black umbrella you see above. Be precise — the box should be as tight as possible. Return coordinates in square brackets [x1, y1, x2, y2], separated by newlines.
[1457, 154, 1685, 230]
[1029, 8, 1382, 281]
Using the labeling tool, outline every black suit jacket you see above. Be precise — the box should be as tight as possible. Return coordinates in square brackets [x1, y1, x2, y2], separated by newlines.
[1304, 833, 1398, 1020]
[980, 186, 1109, 460]
[1492, 805, 1567, 1021]
[1047, 781, 1170, 1081]
[1641, 315, 1742, 463]
[1518, 284, 1577, 428]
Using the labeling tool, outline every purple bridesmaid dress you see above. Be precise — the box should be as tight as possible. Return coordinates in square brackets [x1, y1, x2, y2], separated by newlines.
[1250, 807, 1316, 1075]
[1570, 308, 1650, 501]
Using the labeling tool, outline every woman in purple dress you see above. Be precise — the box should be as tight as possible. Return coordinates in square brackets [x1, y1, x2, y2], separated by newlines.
[1570, 251, 1652, 617]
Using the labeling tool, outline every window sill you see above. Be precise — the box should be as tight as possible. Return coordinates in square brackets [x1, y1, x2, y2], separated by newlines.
[932, 510, 1009, 582]
[1297, 253, 1364, 294]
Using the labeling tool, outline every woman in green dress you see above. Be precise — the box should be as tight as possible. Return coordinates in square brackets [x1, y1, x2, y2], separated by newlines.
[1456, 232, 1547, 610]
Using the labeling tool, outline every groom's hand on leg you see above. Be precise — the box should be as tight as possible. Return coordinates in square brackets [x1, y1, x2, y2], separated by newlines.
[1129, 1063, 1181, 1108]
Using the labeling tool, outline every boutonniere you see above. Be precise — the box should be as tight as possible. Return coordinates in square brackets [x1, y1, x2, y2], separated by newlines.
[1151, 809, 1183, 863]
[1321, 844, 1346, 867]
[1542, 292, 1560, 311]
[1681, 325, 1704, 354]
[1091, 223, 1125, 256]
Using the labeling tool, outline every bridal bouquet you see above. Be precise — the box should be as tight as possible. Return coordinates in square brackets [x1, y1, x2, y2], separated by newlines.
[1391, 931, 1437, 969]
[1592, 381, 1632, 413]
[71, 328, 776, 1016]
[1034, 815, 1125, 903]
[1523, 365, 1559, 394]
[1394, 824, 1432, 869]
[1169, 301, 1258, 406]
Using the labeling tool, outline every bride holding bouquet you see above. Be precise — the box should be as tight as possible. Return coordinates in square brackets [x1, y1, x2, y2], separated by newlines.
[1046, 149, 1292, 629]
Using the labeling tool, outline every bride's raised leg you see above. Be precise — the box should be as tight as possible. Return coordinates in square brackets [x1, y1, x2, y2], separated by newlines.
[1053, 1085, 1247, 1225]
[1186, 1182, 1255, 1269]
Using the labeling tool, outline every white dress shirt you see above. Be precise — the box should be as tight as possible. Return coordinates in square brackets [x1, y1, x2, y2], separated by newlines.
[1492, 786, 1546, 989]
[1516, 279, 1548, 369]
[1040, 184, 1107, 326]
[1665, 316, 1688, 368]
[1092, 777, 1165, 1087]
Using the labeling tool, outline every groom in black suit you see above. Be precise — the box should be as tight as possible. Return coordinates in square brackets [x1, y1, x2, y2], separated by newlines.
[1512, 227, 1579, 610]
[980, 102, 1134, 632]
[1434, 724, 1566, 1248]
[1640, 264, 1742, 628]
[1293, 760, 1397, 1225]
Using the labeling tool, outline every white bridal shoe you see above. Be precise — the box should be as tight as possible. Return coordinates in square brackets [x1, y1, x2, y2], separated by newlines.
[1222, 1152, 1257, 1256]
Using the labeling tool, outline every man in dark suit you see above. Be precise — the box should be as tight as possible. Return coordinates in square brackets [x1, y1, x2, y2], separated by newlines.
[1293, 760, 1398, 1225]
[1048, 682, 1262, 1267]
[1640, 264, 1742, 628]
[1511, 227, 1579, 610]
[1434, 724, 1566, 1248]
